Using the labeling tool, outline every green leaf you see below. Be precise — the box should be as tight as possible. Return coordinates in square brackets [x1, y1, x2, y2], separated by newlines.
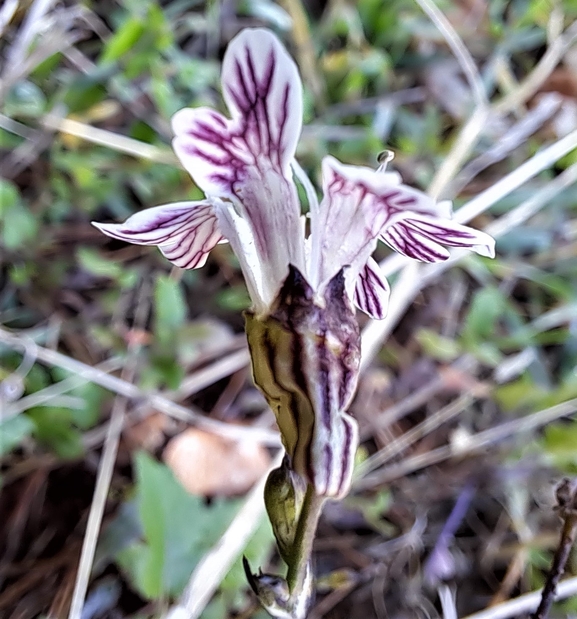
[220, 515, 274, 599]
[116, 452, 239, 599]
[99, 17, 146, 65]
[416, 328, 461, 362]
[0, 415, 35, 455]
[216, 286, 251, 311]
[28, 407, 84, 459]
[154, 275, 187, 348]
[70, 382, 107, 429]
[0, 180, 38, 250]
[61, 77, 108, 114]
[4, 81, 46, 117]
[77, 247, 125, 280]
[462, 287, 507, 344]
[494, 375, 544, 411]
[541, 421, 577, 472]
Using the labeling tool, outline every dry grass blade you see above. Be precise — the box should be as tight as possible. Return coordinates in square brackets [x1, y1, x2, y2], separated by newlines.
[170, 348, 250, 400]
[68, 280, 150, 619]
[280, 0, 325, 104]
[355, 394, 474, 479]
[2, 358, 123, 421]
[2, 0, 58, 76]
[495, 19, 577, 115]
[0, 327, 280, 445]
[357, 398, 577, 489]
[0, 0, 18, 39]
[461, 575, 577, 619]
[414, 0, 487, 109]
[41, 116, 179, 165]
[428, 105, 490, 200]
[451, 93, 564, 196]
[360, 356, 477, 437]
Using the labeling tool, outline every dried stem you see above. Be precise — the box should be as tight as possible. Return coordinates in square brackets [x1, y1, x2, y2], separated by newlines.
[532, 478, 577, 619]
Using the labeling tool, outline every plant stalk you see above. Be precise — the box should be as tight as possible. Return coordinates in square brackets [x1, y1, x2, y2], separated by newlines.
[286, 484, 325, 602]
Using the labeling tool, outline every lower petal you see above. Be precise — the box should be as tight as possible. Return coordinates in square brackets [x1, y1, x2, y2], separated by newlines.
[353, 258, 390, 320]
[92, 201, 225, 270]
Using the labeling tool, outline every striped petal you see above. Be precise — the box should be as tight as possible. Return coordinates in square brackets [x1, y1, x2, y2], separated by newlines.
[171, 28, 305, 310]
[92, 202, 224, 270]
[381, 214, 495, 263]
[353, 258, 390, 320]
[380, 219, 451, 263]
[311, 156, 445, 293]
[172, 28, 303, 194]
[404, 215, 495, 257]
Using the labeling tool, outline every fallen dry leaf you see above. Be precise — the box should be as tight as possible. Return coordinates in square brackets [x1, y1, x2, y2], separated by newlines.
[163, 428, 271, 496]
[124, 412, 170, 452]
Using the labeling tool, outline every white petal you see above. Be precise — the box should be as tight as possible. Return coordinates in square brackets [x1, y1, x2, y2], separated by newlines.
[320, 156, 441, 216]
[92, 202, 224, 270]
[311, 155, 495, 287]
[222, 28, 303, 173]
[353, 258, 390, 320]
[310, 157, 395, 290]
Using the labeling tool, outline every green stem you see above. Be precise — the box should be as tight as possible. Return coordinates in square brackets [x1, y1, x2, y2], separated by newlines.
[286, 484, 325, 600]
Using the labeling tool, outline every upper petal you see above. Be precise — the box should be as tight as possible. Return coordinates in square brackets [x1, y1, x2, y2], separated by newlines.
[171, 29, 306, 311]
[222, 28, 303, 172]
[92, 202, 224, 270]
[172, 28, 303, 197]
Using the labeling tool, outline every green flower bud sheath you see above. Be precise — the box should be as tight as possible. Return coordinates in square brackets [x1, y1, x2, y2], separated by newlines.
[264, 457, 307, 564]
[246, 265, 360, 500]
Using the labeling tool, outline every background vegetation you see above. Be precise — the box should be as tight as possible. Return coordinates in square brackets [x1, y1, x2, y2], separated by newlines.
[1, 0, 577, 618]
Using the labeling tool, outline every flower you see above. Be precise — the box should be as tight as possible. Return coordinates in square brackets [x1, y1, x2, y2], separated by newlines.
[93, 28, 495, 499]
[92, 27, 495, 321]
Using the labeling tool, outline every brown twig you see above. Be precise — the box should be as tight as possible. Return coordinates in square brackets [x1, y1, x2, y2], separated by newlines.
[532, 478, 577, 619]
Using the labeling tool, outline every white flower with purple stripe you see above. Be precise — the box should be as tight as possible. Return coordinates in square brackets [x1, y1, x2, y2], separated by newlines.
[93, 27, 495, 322]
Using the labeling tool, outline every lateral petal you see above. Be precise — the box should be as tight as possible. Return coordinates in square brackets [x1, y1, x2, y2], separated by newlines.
[353, 258, 390, 320]
[92, 202, 224, 270]
[381, 214, 495, 263]
[404, 215, 496, 257]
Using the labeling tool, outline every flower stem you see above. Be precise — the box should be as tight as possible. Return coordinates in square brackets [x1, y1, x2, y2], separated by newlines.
[286, 484, 325, 602]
